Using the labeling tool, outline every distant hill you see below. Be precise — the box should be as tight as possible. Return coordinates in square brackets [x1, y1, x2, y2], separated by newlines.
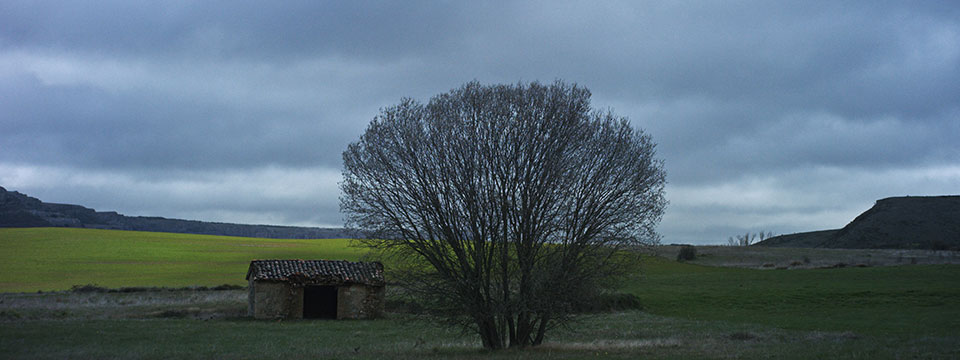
[0, 186, 355, 239]
[756, 196, 960, 250]
[750, 229, 840, 248]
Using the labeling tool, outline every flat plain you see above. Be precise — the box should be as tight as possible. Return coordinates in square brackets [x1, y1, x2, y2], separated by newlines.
[1, 228, 959, 358]
[0, 228, 364, 292]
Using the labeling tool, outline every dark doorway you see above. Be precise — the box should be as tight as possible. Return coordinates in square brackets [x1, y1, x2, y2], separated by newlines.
[303, 285, 338, 319]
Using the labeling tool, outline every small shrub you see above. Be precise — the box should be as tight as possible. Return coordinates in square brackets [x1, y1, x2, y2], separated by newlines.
[931, 240, 949, 251]
[116, 286, 154, 293]
[790, 261, 804, 267]
[70, 284, 107, 293]
[761, 263, 774, 268]
[677, 245, 697, 261]
[212, 284, 244, 291]
[802, 255, 811, 264]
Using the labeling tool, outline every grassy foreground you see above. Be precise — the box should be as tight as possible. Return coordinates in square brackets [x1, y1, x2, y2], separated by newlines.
[2, 288, 957, 359]
[2, 287, 957, 359]
[5, 310, 957, 359]
[2, 227, 959, 358]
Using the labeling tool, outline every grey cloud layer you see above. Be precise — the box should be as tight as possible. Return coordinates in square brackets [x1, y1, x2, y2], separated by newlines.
[2, 1, 957, 243]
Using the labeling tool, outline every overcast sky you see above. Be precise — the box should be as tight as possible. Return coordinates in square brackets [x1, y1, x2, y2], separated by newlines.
[2, 1, 958, 244]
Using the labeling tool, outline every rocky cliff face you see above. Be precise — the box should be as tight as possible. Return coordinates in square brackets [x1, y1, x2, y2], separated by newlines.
[0, 187, 83, 227]
[756, 196, 960, 250]
[0, 186, 355, 239]
[830, 196, 960, 250]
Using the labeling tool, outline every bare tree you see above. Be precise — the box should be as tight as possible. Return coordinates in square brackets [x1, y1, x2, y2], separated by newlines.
[727, 231, 773, 246]
[341, 81, 666, 349]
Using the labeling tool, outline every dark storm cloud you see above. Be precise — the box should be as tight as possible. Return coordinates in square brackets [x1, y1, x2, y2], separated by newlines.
[581, 2, 958, 115]
[0, 1, 469, 60]
[1, 1, 958, 243]
[1, 70, 344, 169]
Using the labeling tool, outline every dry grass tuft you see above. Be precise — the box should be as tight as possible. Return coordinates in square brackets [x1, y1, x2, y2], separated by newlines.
[805, 331, 861, 342]
[729, 331, 757, 341]
[538, 338, 681, 351]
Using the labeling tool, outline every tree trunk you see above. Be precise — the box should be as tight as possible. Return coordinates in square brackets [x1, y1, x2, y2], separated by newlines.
[478, 318, 504, 349]
[512, 312, 530, 347]
[533, 314, 551, 345]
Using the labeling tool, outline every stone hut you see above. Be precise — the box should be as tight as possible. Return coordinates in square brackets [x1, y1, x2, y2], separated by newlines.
[246, 259, 385, 319]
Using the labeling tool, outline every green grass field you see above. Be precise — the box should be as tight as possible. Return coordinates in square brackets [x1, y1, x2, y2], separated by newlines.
[2, 227, 959, 358]
[631, 257, 960, 336]
[0, 228, 367, 292]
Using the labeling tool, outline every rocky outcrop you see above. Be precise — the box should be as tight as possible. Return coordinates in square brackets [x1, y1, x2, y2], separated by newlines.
[756, 196, 960, 250]
[0, 186, 355, 239]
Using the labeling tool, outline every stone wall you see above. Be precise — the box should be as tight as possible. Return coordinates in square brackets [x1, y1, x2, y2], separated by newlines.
[249, 280, 303, 319]
[249, 280, 384, 319]
[337, 284, 385, 319]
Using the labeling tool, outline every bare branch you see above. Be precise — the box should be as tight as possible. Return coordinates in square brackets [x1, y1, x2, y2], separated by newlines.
[340, 81, 667, 349]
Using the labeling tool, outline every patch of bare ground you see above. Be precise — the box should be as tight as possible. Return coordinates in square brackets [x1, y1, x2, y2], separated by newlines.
[652, 245, 960, 269]
[0, 289, 246, 321]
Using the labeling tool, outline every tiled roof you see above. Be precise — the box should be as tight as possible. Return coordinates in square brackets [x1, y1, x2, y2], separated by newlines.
[246, 259, 384, 286]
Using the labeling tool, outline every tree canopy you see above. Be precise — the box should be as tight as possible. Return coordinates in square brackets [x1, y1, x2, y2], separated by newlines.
[341, 81, 667, 349]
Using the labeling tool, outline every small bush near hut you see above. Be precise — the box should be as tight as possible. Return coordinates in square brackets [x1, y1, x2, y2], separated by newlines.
[677, 245, 697, 261]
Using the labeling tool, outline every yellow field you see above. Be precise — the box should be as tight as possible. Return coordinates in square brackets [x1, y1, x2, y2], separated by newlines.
[0, 227, 369, 292]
